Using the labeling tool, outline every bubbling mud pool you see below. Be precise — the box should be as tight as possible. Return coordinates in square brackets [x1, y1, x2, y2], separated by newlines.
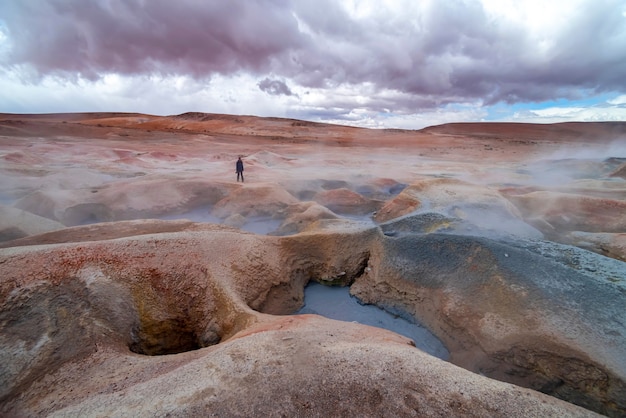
[296, 282, 450, 360]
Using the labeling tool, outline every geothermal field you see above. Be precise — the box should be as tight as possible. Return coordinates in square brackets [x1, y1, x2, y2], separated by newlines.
[1, 112, 626, 416]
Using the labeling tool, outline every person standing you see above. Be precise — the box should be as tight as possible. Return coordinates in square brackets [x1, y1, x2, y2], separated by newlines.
[236, 156, 244, 182]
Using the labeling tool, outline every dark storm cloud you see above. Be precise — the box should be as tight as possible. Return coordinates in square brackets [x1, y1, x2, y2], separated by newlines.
[0, 0, 304, 79]
[1, 0, 625, 110]
[258, 78, 294, 96]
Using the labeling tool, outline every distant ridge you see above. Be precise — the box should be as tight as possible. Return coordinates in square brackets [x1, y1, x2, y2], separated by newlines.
[1, 112, 625, 144]
[420, 121, 626, 142]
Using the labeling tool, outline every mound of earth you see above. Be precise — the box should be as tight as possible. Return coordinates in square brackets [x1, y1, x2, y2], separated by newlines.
[507, 191, 626, 234]
[211, 183, 300, 219]
[610, 162, 626, 179]
[0, 219, 618, 416]
[14, 176, 233, 226]
[313, 187, 381, 215]
[374, 191, 422, 223]
[273, 201, 339, 235]
[374, 178, 542, 240]
[351, 231, 626, 416]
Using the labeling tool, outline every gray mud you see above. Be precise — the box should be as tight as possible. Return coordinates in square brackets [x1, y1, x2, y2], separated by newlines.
[296, 282, 450, 360]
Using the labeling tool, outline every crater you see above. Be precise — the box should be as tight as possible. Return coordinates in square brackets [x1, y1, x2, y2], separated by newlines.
[124, 281, 228, 357]
[129, 317, 213, 356]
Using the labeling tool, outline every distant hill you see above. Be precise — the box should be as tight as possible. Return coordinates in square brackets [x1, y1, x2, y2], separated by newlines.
[420, 121, 626, 143]
[1, 112, 624, 144]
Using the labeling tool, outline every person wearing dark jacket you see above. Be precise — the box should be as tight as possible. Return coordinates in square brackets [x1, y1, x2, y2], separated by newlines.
[236, 156, 244, 182]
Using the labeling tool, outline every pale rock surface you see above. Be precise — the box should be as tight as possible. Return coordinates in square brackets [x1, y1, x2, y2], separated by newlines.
[565, 231, 626, 262]
[13, 316, 602, 418]
[274, 201, 339, 235]
[351, 231, 626, 416]
[211, 182, 300, 219]
[0, 220, 607, 417]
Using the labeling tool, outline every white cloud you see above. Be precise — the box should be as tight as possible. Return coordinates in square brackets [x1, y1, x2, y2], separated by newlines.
[608, 95, 626, 105]
[510, 104, 626, 124]
[0, 70, 281, 116]
[2, 68, 624, 130]
[0, 0, 625, 129]
[481, 0, 584, 32]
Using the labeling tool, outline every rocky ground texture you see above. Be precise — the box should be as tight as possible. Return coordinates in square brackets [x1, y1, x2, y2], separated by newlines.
[1, 113, 625, 416]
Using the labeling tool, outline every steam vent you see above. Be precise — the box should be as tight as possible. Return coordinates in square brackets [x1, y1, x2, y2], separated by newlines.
[1, 113, 625, 417]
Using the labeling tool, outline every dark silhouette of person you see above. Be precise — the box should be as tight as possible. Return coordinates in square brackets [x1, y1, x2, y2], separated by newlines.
[236, 156, 244, 182]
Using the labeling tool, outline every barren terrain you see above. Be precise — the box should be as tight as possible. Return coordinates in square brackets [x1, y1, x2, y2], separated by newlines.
[1, 112, 625, 416]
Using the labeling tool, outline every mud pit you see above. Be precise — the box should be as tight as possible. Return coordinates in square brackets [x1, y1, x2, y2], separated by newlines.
[1, 113, 625, 417]
[296, 282, 450, 360]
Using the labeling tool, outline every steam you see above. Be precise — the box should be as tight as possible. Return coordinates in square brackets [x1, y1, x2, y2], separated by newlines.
[540, 139, 626, 161]
[2, 117, 624, 246]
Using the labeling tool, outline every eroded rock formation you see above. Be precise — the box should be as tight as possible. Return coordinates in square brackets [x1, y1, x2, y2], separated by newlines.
[352, 218, 626, 415]
[1, 219, 617, 417]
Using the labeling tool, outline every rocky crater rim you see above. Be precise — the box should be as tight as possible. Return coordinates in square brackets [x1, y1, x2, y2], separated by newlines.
[1, 218, 625, 416]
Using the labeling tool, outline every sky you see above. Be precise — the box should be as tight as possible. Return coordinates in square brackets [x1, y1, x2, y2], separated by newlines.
[1, 0, 626, 129]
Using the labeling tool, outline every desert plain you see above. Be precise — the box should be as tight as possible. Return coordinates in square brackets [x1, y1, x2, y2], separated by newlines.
[1, 112, 625, 417]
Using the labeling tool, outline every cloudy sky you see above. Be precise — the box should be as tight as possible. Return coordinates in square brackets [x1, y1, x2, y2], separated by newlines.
[1, 0, 625, 129]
